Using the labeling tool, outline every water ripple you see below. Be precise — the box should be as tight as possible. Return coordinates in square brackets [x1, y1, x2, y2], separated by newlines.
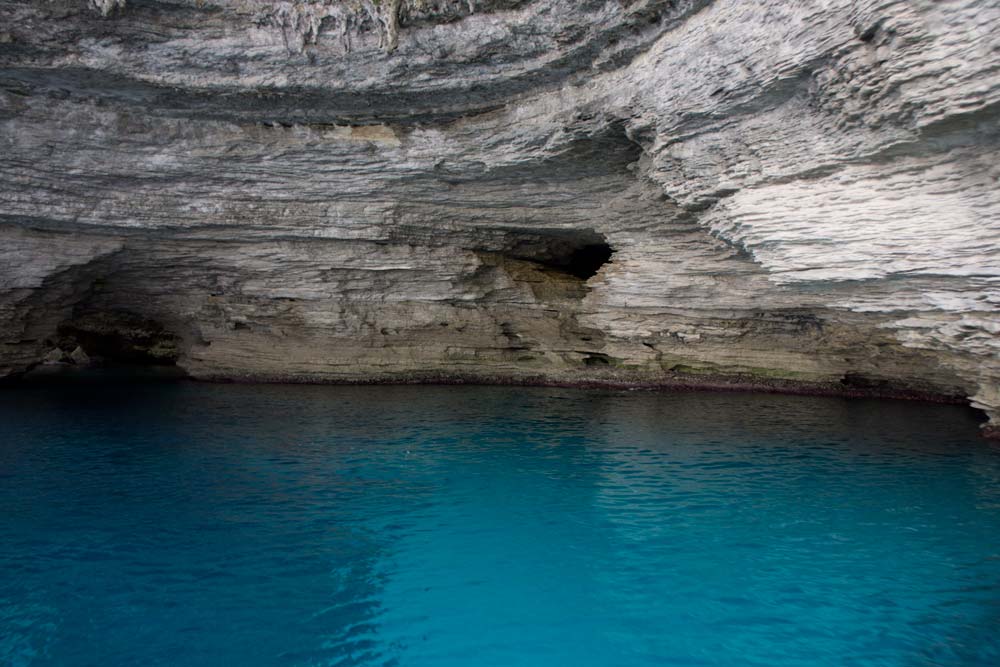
[0, 380, 998, 666]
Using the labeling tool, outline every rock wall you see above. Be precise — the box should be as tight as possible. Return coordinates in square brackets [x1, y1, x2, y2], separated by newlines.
[1, 0, 998, 434]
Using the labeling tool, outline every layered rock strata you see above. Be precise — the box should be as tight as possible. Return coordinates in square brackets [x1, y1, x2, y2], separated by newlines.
[1, 0, 998, 434]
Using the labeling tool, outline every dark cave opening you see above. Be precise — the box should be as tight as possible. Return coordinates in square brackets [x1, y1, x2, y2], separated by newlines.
[502, 229, 614, 281]
[564, 242, 614, 280]
[53, 311, 180, 367]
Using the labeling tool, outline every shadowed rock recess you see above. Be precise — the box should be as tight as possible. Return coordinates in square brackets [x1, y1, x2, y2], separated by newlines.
[1, 0, 998, 435]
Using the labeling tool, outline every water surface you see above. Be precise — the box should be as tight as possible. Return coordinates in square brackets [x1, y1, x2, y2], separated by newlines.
[1, 377, 999, 666]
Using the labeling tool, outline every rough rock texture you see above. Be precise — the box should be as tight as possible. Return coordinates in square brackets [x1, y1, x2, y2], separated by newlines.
[1, 0, 998, 434]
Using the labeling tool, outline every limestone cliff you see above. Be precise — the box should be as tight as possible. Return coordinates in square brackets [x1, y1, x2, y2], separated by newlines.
[1, 0, 998, 435]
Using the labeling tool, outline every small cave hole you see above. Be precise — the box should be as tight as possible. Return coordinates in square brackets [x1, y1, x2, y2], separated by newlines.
[502, 229, 614, 281]
[565, 243, 614, 280]
[840, 373, 892, 390]
[582, 353, 612, 367]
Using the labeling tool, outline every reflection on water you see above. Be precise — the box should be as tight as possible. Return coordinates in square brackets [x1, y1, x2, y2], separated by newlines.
[1, 376, 998, 666]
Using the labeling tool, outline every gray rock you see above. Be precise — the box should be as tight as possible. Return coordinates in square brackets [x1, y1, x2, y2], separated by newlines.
[0, 0, 997, 434]
[42, 348, 68, 364]
[69, 346, 91, 366]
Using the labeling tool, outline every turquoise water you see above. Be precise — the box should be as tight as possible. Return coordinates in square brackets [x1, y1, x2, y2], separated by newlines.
[2, 377, 1000, 666]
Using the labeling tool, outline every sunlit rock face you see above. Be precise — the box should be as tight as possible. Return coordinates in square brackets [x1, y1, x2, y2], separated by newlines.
[1, 0, 998, 433]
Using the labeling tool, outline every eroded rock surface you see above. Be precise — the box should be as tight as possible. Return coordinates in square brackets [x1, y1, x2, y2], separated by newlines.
[1, 0, 998, 434]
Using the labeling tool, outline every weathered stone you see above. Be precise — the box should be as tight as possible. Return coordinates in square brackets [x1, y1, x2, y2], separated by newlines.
[68, 346, 91, 366]
[42, 348, 68, 364]
[0, 0, 997, 434]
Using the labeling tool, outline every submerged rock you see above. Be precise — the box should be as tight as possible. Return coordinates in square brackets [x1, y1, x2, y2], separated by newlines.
[0, 0, 997, 434]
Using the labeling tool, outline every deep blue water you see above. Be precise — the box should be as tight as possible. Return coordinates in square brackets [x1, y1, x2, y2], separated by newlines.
[2, 376, 1000, 667]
